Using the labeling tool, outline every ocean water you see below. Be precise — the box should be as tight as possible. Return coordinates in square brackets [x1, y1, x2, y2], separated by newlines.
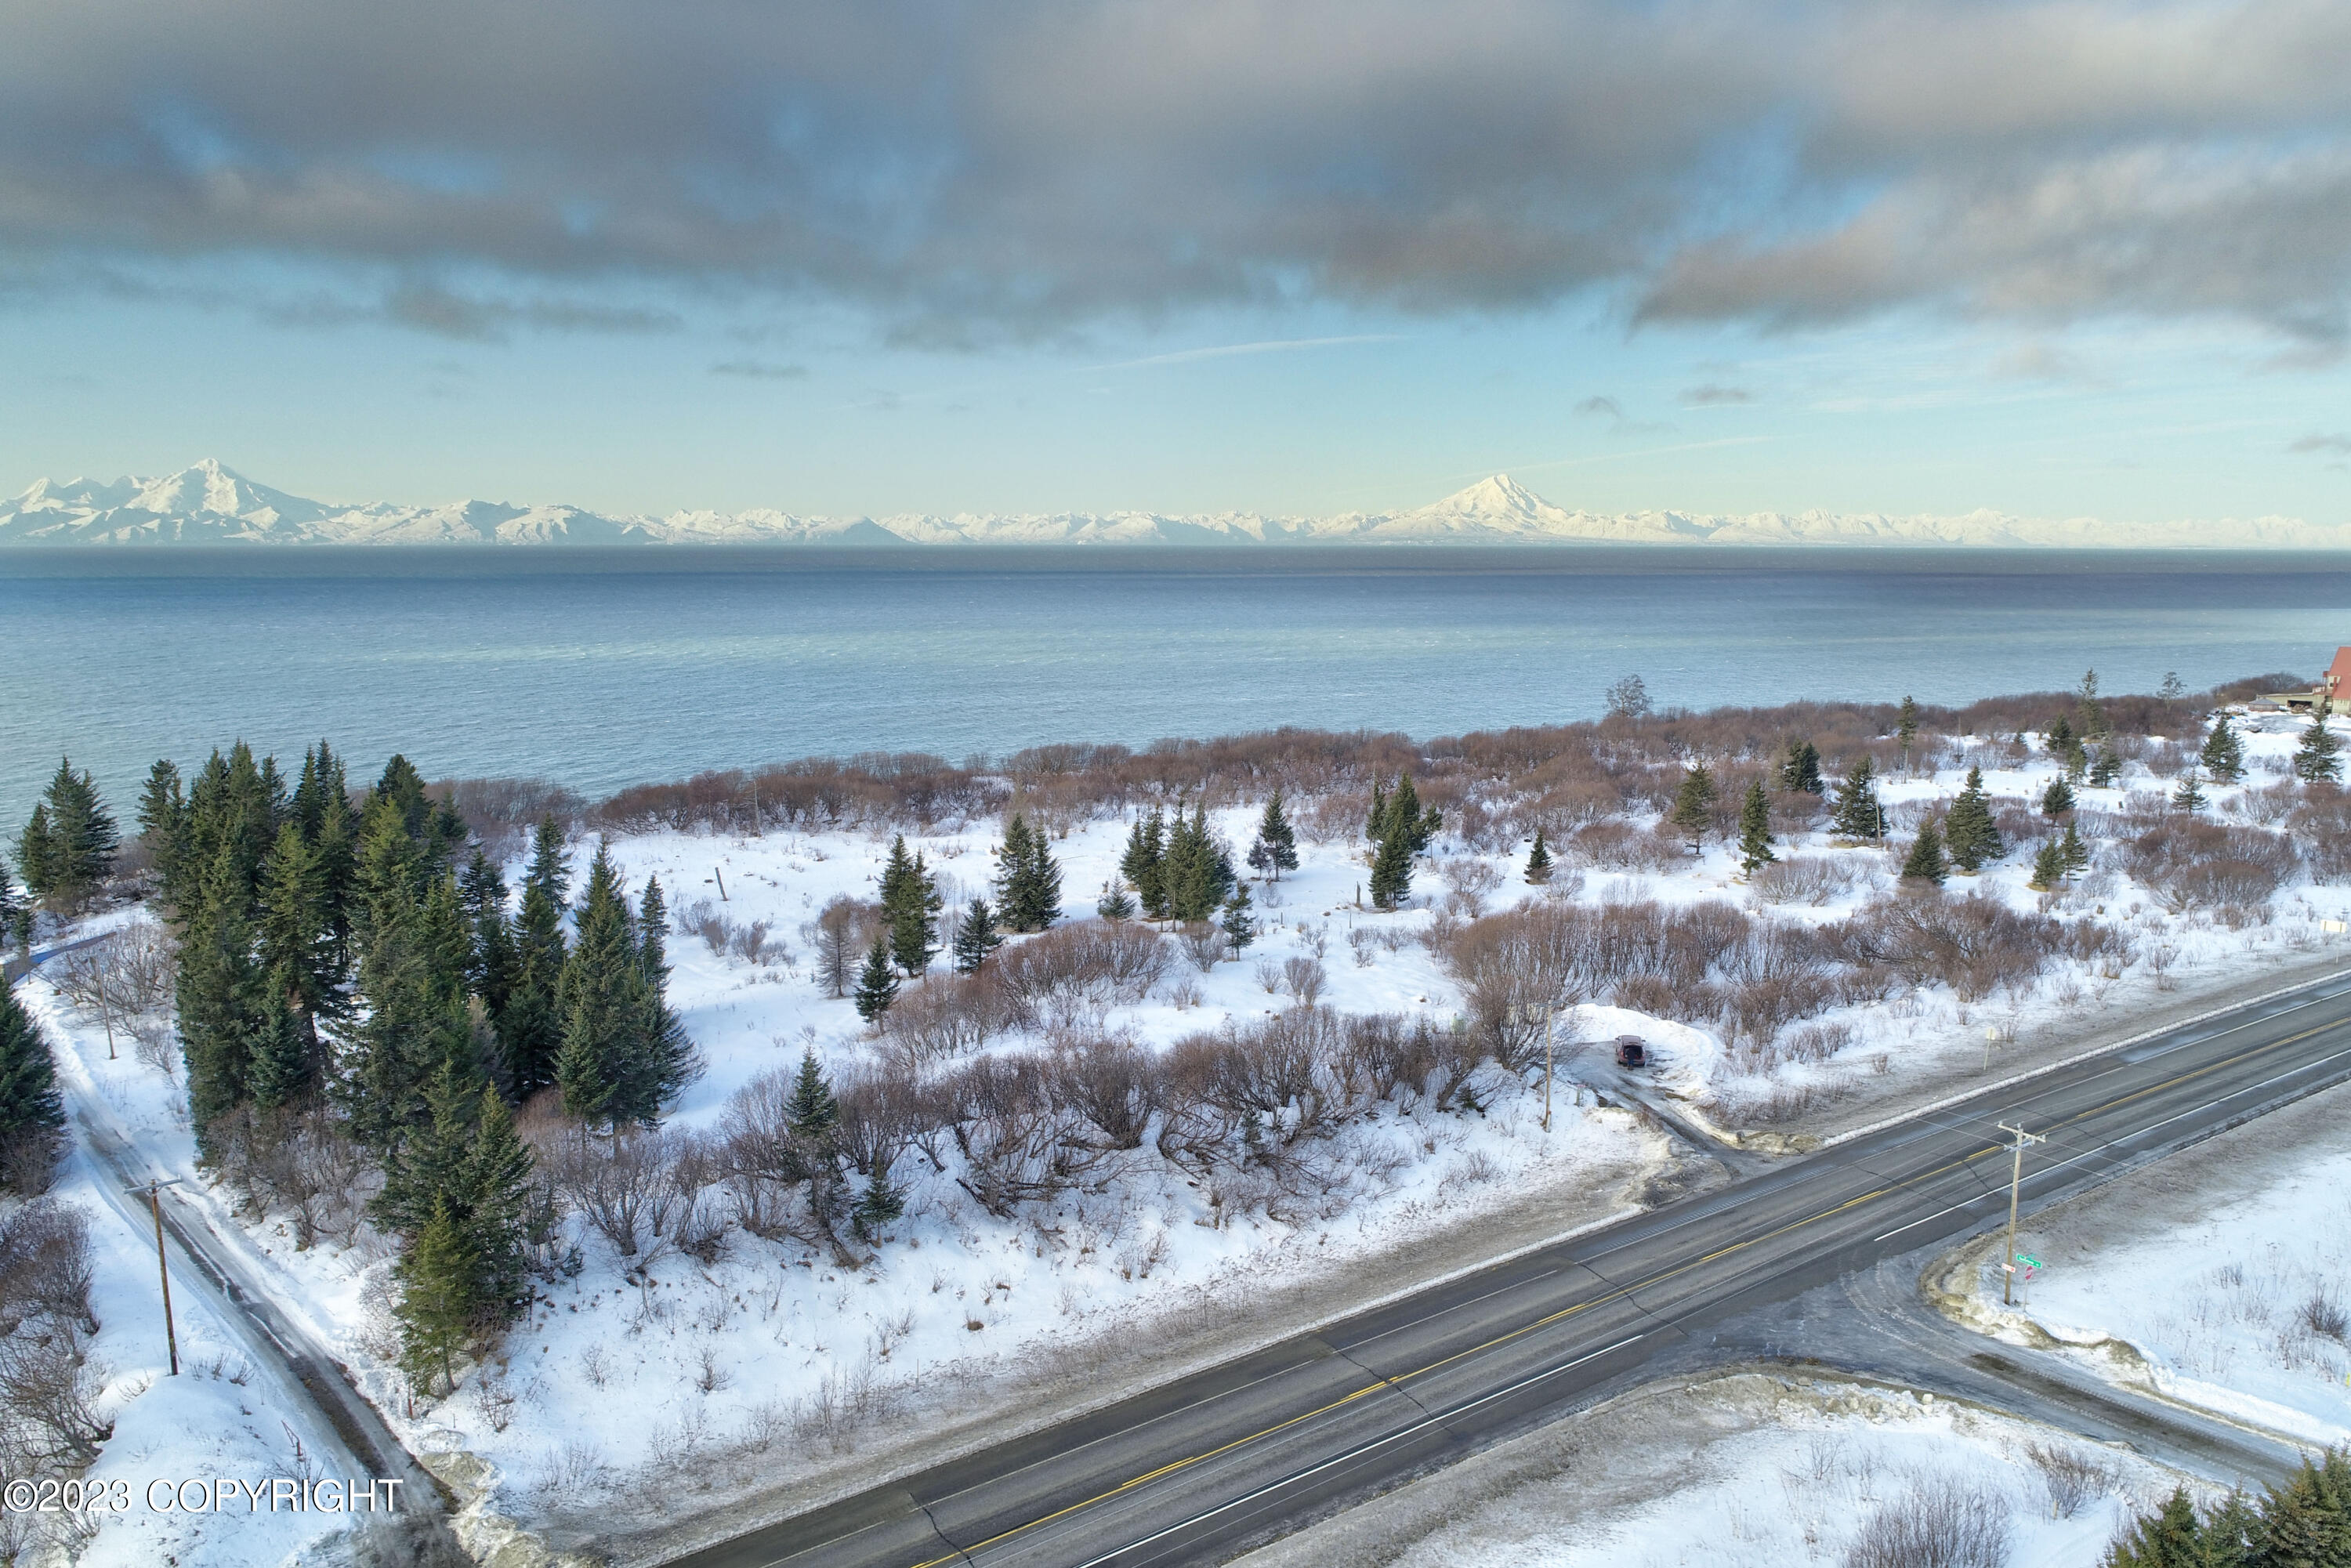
[4, 546, 2348, 812]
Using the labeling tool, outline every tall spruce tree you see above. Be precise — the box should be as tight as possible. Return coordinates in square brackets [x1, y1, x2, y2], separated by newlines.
[0, 978, 66, 1189]
[499, 816, 571, 1099]
[2298, 711, 2345, 784]
[1669, 762, 1717, 852]
[1220, 885, 1256, 953]
[554, 842, 651, 1124]
[1250, 791, 1300, 881]
[1780, 740, 1824, 795]
[2201, 713, 2246, 784]
[394, 1198, 476, 1396]
[1162, 803, 1237, 922]
[18, 757, 117, 904]
[2041, 773, 2077, 817]
[952, 896, 1002, 973]
[1900, 822, 1948, 886]
[1736, 780, 1776, 875]
[1896, 696, 1919, 770]
[787, 1048, 840, 1138]
[880, 836, 940, 975]
[1829, 759, 1884, 839]
[625, 874, 696, 1121]
[995, 815, 1062, 932]
[2060, 820, 2091, 876]
[2075, 668, 2109, 739]
[137, 759, 191, 914]
[2027, 839, 2066, 892]
[1120, 809, 1168, 920]
[2172, 770, 2207, 813]
[853, 937, 899, 1023]
[2087, 745, 2121, 789]
[1943, 766, 2003, 873]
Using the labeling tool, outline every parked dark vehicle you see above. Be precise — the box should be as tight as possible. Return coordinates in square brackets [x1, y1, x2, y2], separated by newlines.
[1614, 1034, 1647, 1068]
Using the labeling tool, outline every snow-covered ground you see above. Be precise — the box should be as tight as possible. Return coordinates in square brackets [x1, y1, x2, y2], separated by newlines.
[1233, 1371, 2189, 1568]
[1951, 1073, 2351, 1452]
[16, 705, 2351, 1546]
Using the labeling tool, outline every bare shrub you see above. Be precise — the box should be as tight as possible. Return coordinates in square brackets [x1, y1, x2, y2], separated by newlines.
[1748, 855, 1860, 907]
[2121, 819, 2298, 911]
[939, 1054, 1099, 1215]
[0, 1201, 109, 1472]
[1046, 1034, 1161, 1150]
[1253, 958, 1284, 994]
[1569, 819, 1679, 871]
[1437, 859, 1505, 918]
[50, 919, 176, 1015]
[1826, 893, 2073, 1002]
[1177, 922, 1226, 971]
[545, 1126, 672, 1259]
[880, 972, 1013, 1060]
[2301, 1287, 2350, 1342]
[994, 920, 1172, 1019]
[1842, 1473, 2010, 1568]
[216, 1103, 375, 1248]
[1438, 902, 1592, 1069]
[802, 896, 882, 998]
[2024, 1442, 2116, 1519]
[1279, 956, 1328, 1009]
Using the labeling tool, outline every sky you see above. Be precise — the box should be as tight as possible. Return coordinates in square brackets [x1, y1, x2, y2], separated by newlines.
[2, 0, 2349, 524]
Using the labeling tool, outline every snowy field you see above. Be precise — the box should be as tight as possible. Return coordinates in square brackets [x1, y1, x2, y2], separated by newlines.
[1953, 1075, 2351, 1453]
[1232, 1371, 2190, 1568]
[16, 703, 2351, 1552]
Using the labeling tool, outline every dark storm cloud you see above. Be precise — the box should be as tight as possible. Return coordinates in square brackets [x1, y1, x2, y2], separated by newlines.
[3, 1, 2348, 340]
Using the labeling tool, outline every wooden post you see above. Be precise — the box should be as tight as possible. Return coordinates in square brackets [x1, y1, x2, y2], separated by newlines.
[149, 1182, 179, 1376]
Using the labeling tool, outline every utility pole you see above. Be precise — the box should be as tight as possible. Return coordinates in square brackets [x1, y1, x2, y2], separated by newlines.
[147, 1179, 180, 1375]
[1997, 1121, 2046, 1305]
[1514, 1001, 1564, 1132]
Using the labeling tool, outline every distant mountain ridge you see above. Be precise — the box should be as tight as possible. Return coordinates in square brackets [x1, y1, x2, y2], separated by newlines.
[0, 460, 2338, 549]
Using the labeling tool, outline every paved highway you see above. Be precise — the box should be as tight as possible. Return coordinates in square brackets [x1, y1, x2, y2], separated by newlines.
[679, 973, 2351, 1568]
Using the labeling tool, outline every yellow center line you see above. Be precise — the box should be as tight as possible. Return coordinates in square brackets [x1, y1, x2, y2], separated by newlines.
[900, 1013, 2346, 1568]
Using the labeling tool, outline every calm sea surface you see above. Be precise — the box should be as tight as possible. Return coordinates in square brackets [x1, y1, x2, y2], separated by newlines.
[5, 547, 2349, 811]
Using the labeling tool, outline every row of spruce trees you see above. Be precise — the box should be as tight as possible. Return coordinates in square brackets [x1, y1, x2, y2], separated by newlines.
[2109, 1450, 2351, 1566]
[110, 742, 696, 1389]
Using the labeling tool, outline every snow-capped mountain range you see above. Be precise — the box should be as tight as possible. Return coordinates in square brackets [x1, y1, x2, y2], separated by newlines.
[0, 460, 2337, 549]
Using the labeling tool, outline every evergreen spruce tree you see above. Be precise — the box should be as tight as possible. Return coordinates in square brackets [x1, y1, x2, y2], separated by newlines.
[1367, 826, 1414, 909]
[1669, 762, 1718, 852]
[499, 816, 571, 1099]
[2060, 820, 2091, 877]
[1120, 809, 1168, 920]
[2172, 770, 2206, 813]
[2298, 711, 2345, 784]
[0, 860, 19, 958]
[2103, 1487, 2208, 1568]
[18, 757, 118, 904]
[137, 759, 191, 914]
[1524, 827, 1554, 885]
[2087, 745, 2121, 789]
[1096, 880, 1136, 921]
[1943, 767, 2004, 873]
[996, 814, 1063, 932]
[1896, 696, 1919, 770]
[2201, 713, 2247, 784]
[458, 1086, 534, 1315]
[554, 842, 661, 1124]
[244, 966, 313, 1111]
[14, 807, 55, 904]
[176, 867, 266, 1153]
[0, 978, 66, 1188]
[952, 896, 1002, 973]
[1736, 781, 1776, 875]
[787, 1049, 839, 1136]
[2041, 773, 2076, 817]
[1829, 759, 1884, 839]
[853, 937, 899, 1023]
[1162, 804, 1237, 922]
[1220, 885, 1256, 953]
[258, 821, 337, 1027]
[881, 836, 940, 976]
[1900, 822, 1948, 886]
[626, 874, 697, 1121]
[395, 1198, 477, 1396]
[375, 1060, 486, 1237]
[340, 866, 473, 1149]
[1780, 740, 1824, 796]
[2075, 668, 2109, 739]
[458, 849, 515, 1016]
[2028, 840, 2066, 892]
[2046, 715, 2084, 777]
[1251, 790, 1300, 880]
[850, 1167, 906, 1244]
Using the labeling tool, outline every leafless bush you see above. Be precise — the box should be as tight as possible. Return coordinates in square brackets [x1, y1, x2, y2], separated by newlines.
[1570, 818, 1680, 871]
[939, 1054, 1101, 1215]
[544, 1126, 672, 1259]
[50, 920, 176, 1015]
[130, 1013, 178, 1077]
[2233, 780, 2300, 826]
[2302, 1287, 2350, 1342]
[1748, 855, 1862, 907]
[2121, 820, 2298, 911]
[1332, 1012, 1482, 1110]
[1253, 958, 1284, 994]
[1279, 956, 1328, 1008]
[1842, 1473, 2010, 1568]
[2024, 1442, 2116, 1519]
[994, 920, 1173, 1018]
[1437, 858, 1505, 918]
[802, 896, 883, 998]
[214, 1103, 376, 1248]
[1047, 1034, 1161, 1150]
[880, 972, 1015, 1060]
[1177, 922, 1226, 971]
[0, 1201, 108, 1472]
[1825, 893, 2075, 1002]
